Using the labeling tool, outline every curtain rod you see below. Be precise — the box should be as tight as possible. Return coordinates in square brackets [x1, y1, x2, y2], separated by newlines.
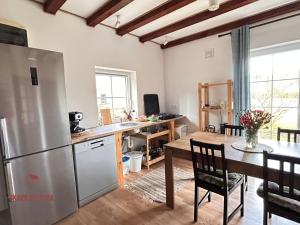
[218, 12, 300, 38]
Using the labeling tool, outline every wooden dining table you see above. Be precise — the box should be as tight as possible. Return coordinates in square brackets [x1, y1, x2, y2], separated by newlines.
[164, 131, 300, 209]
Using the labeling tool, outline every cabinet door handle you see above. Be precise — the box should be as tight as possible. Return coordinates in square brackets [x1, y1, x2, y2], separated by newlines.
[5, 162, 16, 201]
[0, 118, 10, 159]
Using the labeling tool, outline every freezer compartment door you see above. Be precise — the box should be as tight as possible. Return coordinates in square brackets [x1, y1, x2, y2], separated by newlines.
[0, 44, 71, 159]
[5, 146, 77, 225]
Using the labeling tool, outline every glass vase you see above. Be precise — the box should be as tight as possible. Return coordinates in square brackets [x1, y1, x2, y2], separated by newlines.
[245, 129, 258, 149]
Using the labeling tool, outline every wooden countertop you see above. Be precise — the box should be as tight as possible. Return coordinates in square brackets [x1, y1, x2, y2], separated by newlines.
[71, 116, 184, 144]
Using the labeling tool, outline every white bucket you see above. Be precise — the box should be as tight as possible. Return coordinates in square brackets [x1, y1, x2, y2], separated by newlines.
[126, 151, 143, 172]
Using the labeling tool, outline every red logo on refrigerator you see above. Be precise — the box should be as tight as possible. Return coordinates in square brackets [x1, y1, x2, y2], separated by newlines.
[8, 173, 54, 202]
[27, 173, 40, 183]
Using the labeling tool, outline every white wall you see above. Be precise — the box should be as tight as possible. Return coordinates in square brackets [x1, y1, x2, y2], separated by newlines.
[251, 15, 300, 49]
[164, 15, 300, 130]
[164, 36, 232, 130]
[0, 0, 165, 128]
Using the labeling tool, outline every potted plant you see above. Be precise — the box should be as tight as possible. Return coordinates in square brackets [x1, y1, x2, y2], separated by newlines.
[239, 110, 272, 148]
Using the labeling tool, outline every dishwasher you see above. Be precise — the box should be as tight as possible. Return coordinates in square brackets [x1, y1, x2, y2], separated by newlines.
[73, 135, 118, 207]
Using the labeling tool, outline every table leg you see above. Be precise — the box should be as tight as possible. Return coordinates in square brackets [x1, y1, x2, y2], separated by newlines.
[115, 132, 123, 186]
[165, 148, 174, 209]
[168, 120, 175, 141]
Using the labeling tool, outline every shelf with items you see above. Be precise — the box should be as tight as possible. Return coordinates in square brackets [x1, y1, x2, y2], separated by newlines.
[132, 130, 170, 140]
[202, 107, 232, 113]
[131, 129, 171, 169]
[143, 155, 165, 167]
[198, 80, 233, 132]
[202, 107, 222, 112]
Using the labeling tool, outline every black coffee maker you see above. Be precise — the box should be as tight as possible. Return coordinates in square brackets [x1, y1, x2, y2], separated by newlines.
[69, 112, 85, 134]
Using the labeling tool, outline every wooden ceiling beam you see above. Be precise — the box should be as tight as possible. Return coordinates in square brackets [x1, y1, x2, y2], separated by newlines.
[140, 0, 258, 43]
[87, 0, 134, 27]
[161, 1, 300, 49]
[116, 0, 196, 36]
[44, 0, 67, 14]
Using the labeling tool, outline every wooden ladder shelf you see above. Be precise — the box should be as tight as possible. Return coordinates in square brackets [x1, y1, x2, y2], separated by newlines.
[198, 80, 233, 131]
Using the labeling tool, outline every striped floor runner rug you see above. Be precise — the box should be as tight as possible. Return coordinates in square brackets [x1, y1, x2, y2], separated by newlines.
[124, 167, 193, 203]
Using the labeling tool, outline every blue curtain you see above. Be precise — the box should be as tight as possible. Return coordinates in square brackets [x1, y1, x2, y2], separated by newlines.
[231, 25, 251, 124]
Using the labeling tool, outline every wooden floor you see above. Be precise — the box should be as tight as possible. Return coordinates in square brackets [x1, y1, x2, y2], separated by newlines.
[57, 158, 298, 225]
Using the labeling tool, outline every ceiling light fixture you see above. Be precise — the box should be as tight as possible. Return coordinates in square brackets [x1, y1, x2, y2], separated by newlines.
[208, 0, 220, 11]
[115, 15, 121, 28]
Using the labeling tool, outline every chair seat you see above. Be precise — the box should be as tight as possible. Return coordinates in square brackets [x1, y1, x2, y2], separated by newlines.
[196, 170, 243, 190]
[257, 182, 300, 213]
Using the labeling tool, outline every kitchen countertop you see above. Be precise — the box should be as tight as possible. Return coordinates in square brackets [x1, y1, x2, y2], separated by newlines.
[71, 116, 184, 144]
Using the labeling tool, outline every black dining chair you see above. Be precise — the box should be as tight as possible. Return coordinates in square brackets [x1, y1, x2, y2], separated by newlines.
[220, 124, 248, 191]
[257, 151, 300, 224]
[221, 124, 244, 137]
[277, 127, 300, 143]
[190, 139, 245, 225]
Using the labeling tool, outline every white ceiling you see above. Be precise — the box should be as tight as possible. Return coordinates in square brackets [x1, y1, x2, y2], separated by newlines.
[35, 0, 299, 45]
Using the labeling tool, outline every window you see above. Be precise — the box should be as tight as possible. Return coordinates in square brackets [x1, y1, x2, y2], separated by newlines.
[95, 69, 135, 122]
[250, 43, 300, 140]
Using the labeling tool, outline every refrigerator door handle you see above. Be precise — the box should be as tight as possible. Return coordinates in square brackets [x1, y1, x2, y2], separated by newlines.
[5, 162, 16, 202]
[0, 118, 10, 159]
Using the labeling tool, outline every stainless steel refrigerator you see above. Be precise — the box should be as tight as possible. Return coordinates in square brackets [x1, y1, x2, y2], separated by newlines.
[0, 43, 78, 225]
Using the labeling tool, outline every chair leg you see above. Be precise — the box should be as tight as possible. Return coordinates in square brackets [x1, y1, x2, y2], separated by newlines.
[269, 213, 272, 218]
[208, 191, 211, 202]
[223, 195, 228, 225]
[194, 185, 199, 222]
[241, 182, 244, 217]
[263, 201, 268, 225]
[245, 175, 248, 191]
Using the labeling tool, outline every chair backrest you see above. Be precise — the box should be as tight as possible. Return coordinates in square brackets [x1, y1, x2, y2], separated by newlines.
[263, 151, 300, 202]
[221, 124, 244, 136]
[100, 109, 112, 125]
[277, 128, 300, 142]
[190, 139, 228, 188]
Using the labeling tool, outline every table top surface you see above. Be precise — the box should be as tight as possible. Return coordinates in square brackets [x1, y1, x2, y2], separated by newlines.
[165, 132, 300, 170]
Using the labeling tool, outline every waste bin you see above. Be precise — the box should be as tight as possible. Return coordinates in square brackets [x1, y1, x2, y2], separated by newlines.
[126, 151, 143, 172]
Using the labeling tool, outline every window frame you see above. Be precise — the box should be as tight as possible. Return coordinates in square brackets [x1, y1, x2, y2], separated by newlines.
[95, 67, 136, 123]
[250, 42, 300, 139]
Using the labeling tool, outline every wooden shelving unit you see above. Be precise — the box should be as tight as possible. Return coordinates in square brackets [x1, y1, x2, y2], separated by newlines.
[144, 155, 165, 167]
[202, 107, 222, 112]
[198, 80, 233, 131]
[133, 130, 170, 140]
[132, 129, 171, 169]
